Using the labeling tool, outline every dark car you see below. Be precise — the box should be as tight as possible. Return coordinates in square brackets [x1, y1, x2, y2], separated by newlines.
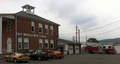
[29, 51, 50, 60]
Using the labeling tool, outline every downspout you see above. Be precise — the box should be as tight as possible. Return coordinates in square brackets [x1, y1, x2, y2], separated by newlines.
[15, 15, 17, 52]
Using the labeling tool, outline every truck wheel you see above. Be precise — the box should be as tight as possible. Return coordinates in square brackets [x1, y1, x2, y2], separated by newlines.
[105, 50, 109, 54]
[89, 50, 93, 54]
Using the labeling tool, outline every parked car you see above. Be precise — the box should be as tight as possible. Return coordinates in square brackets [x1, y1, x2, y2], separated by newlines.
[47, 50, 64, 59]
[5, 52, 30, 63]
[29, 51, 50, 60]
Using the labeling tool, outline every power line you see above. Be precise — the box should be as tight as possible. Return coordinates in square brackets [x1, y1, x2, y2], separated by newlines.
[81, 20, 120, 33]
[89, 26, 120, 37]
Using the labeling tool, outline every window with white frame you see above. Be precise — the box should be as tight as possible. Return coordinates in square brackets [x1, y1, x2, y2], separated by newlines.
[18, 37, 22, 49]
[50, 26, 54, 34]
[24, 38, 29, 49]
[51, 40, 54, 48]
[39, 39, 43, 49]
[45, 39, 49, 48]
[39, 23, 43, 33]
[31, 22, 35, 32]
[45, 24, 48, 34]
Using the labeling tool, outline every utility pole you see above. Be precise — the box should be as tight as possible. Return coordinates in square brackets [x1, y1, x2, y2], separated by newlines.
[76, 25, 78, 43]
[78, 29, 80, 43]
[73, 36, 75, 42]
[86, 35, 87, 46]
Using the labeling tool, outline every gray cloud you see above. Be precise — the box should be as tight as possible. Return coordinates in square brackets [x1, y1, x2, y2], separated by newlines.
[46, 0, 97, 28]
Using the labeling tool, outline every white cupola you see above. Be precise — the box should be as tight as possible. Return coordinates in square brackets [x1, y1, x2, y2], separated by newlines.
[22, 4, 35, 14]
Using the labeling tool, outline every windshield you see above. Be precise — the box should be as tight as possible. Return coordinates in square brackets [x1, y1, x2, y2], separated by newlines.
[56, 51, 61, 53]
[17, 53, 25, 55]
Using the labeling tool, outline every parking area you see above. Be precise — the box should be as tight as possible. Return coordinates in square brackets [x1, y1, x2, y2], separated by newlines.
[0, 53, 120, 64]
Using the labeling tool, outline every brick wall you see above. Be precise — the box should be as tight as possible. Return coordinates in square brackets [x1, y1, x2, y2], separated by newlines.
[17, 17, 59, 53]
[2, 17, 15, 53]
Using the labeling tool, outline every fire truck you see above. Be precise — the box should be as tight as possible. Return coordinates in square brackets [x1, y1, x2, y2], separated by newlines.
[84, 45, 116, 54]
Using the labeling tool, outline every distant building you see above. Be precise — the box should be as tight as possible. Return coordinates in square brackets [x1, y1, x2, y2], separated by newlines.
[0, 4, 60, 54]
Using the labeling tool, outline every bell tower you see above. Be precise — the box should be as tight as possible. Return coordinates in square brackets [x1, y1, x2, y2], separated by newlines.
[22, 4, 35, 13]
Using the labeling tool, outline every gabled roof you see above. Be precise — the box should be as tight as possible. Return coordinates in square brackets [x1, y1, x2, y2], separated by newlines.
[58, 39, 81, 44]
[15, 11, 60, 26]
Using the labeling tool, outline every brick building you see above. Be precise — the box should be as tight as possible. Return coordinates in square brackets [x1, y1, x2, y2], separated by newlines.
[0, 4, 60, 54]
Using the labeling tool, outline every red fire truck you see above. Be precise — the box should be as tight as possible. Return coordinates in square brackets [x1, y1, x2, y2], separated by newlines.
[84, 45, 116, 54]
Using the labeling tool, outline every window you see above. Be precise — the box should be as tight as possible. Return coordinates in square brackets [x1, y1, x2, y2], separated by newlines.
[7, 21, 9, 31]
[51, 40, 54, 49]
[50, 26, 54, 34]
[24, 38, 29, 49]
[45, 39, 49, 48]
[9, 53, 15, 56]
[7, 19, 12, 31]
[18, 37, 22, 49]
[39, 39, 43, 49]
[31, 22, 35, 32]
[45, 25, 48, 34]
[39, 23, 43, 33]
[109, 46, 111, 49]
[10, 20, 12, 31]
[103, 46, 106, 49]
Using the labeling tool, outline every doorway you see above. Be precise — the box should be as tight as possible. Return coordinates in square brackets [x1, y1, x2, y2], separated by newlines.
[7, 37, 12, 53]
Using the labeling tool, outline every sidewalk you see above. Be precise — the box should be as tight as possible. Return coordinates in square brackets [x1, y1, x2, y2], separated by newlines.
[0, 54, 6, 59]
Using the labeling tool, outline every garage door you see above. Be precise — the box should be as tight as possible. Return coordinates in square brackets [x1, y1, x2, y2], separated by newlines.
[68, 45, 73, 54]
[114, 46, 120, 53]
[75, 45, 79, 54]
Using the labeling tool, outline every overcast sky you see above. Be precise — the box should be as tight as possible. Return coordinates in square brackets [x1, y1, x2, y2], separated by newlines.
[1, 0, 120, 42]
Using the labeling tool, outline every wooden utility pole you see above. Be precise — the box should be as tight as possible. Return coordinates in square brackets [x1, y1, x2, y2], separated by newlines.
[76, 25, 78, 43]
[86, 35, 87, 46]
[73, 36, 75, 42]
[78, 29, 80, 43]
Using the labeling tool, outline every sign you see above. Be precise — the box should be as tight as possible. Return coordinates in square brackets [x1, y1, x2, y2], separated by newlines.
[17, 32, 46, 38]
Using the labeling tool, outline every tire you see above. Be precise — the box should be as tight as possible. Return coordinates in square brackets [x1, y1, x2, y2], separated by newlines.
[46, 58, 49, 60]
[38, 57, 41, 61]
[5, 58, 8, 62]
[25, 61, 28, 62]
[89, 50, 93, 54]
[105, 50, 109, 54]
[53, 56, 57, 59]
[14, 58, 17, 63]
[59, 57, 62, 59]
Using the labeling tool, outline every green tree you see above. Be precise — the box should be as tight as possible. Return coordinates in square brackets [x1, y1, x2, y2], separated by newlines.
[87, 38, 99, 43]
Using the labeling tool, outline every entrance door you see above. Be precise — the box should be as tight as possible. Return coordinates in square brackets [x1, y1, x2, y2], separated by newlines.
[7, 37, 12, 53]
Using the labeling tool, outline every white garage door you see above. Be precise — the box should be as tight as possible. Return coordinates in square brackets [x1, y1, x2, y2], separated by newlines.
[114, 46, 120, 53]
[75, 45, 79, 54]
[68, 45, 73, 54]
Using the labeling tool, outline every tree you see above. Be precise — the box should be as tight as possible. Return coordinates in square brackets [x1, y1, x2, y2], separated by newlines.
[87, 38, 99, 43]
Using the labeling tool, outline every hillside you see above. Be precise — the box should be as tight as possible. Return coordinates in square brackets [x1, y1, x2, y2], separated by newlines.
[99, 38, 120, 43]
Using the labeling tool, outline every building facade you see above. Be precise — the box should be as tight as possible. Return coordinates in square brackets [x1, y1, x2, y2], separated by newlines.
[57, 39, 81, 55]
[0, 4, 60, 54]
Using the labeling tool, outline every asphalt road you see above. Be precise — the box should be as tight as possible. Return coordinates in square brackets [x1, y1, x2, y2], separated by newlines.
[0, 53, 120, 64]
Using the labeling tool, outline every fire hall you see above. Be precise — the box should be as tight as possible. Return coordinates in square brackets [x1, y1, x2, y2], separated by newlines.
[0, 4, 60, 54]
